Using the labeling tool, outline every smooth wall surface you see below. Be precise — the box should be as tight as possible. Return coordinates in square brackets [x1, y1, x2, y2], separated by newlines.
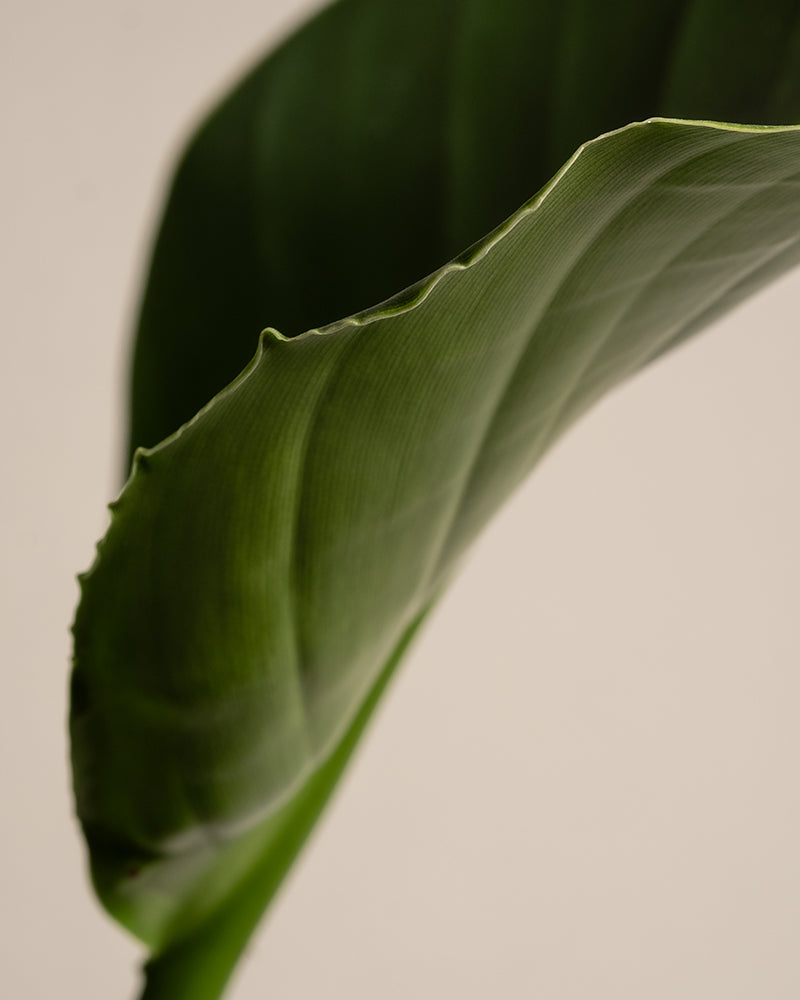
[3, 2, 799, 997]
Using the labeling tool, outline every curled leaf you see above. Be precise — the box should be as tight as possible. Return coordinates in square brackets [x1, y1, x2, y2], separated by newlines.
[71, 2, 800, 997]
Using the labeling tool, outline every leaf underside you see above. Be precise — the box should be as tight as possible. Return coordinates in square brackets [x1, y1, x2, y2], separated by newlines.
[70, 1, 800, 997]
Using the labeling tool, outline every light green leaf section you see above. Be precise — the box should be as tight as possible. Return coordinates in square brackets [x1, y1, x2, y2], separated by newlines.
[70, 2, 800, 998]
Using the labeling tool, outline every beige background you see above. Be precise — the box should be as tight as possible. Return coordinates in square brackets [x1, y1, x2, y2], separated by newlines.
[3, 1, 799, 997]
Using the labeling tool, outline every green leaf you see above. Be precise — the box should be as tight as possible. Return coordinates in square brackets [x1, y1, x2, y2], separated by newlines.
[71, 1, 800, 997]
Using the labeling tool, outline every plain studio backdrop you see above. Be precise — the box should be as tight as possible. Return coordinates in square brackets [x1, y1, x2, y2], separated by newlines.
[3, 2, 799, 997]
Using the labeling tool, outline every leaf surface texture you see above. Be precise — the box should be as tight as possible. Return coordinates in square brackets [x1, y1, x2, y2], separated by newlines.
[71, 1, 800, 997]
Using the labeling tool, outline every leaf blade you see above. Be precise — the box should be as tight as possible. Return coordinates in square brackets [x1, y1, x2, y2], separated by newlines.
[71, 1, 800, 995]
[73, 121, 800, 959]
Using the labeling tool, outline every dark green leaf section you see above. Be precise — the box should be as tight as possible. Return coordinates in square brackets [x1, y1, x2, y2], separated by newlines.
[127, 0, 800, 460]
[73, 119, 800, 997]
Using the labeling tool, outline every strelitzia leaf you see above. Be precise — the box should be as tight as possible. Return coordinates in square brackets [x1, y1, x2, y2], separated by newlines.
[70, 1, 800, 998]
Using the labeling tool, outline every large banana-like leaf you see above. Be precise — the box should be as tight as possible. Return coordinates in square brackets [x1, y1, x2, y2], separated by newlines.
[70, 1, 800, 997]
